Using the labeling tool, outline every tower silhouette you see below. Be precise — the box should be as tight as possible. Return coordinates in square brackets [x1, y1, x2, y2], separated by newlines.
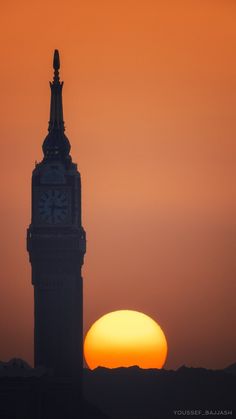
[27, 50, 86, 378]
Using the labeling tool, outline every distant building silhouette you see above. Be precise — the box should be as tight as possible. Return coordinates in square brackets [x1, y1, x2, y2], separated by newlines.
[27, 50, 86, 379]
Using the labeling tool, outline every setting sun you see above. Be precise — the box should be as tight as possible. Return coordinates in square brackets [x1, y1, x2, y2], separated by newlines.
[84, 310, 168, 370]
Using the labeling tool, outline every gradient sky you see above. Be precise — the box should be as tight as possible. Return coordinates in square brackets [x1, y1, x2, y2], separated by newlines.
[0, 0, 235, 369]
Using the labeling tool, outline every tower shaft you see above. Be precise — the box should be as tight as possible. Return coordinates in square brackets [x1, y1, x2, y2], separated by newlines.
[27, 50, 86, 378]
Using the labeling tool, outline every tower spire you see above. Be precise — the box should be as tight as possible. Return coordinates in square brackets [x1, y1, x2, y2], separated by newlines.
[49, 49, 64, 131]
[42, 49, 71, 161]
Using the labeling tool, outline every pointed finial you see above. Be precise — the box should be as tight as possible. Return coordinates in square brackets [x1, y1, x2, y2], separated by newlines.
[53, 49, 60, 70]
[52, 49, 60, 84]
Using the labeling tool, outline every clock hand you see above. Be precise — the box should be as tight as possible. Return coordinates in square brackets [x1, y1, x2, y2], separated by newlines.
[49, 203, 55, 215]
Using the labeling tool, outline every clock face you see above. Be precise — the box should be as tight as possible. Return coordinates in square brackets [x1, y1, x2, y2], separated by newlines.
[38, 189, 69, 224]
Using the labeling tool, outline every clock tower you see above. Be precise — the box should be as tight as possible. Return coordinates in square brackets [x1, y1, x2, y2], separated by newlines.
[27, 50, 86, 377]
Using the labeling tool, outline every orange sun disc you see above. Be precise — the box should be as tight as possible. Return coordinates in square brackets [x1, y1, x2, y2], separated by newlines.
[84, 310, 168, 369]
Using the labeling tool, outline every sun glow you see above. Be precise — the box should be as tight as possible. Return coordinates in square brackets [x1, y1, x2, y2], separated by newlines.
[84, 310, 168, 369]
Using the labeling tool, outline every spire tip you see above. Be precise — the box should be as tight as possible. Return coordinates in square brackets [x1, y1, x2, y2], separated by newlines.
[53, 49, 60, 70]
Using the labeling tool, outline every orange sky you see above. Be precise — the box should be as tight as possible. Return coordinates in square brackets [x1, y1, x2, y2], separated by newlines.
[0, 0, 235, 369]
